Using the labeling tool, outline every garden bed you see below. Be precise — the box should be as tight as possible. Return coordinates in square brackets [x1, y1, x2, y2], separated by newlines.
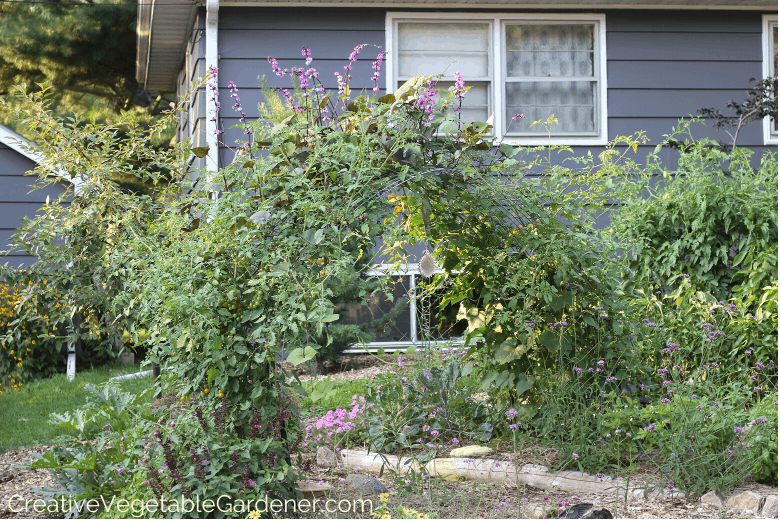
[1, 444, 774, 519]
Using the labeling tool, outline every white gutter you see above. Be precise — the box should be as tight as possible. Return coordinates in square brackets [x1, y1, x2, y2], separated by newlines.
[205, 0, 220, 179]
[219, 1, 775, 10]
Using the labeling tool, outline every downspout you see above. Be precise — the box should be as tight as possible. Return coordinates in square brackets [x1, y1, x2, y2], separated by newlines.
[205, 0, 219, 179]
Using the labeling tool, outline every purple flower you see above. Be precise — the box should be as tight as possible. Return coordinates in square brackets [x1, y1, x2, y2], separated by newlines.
[505, 408, 518, 418]
[573, 367, 583, 376]
[572, 453, 579, 461]
[452, 438, 460, 445]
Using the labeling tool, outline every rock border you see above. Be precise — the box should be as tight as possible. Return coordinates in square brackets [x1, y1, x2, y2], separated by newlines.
[338, 448, 778, 517]
[338, 449, 667, 497]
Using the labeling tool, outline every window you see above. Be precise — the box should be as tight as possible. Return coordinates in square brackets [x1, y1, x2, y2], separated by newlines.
[387, 13, 608, 145]
[340, 264, 466, 352]
[763, 14, 778, 145]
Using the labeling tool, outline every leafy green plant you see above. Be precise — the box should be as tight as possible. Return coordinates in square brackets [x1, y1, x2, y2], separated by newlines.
[614, 119, 778, 302]
[0, 85, 191, 368]
[628, 273, 776, 372]
[21, 383, 156, 516]
[367, 358, 497, 453]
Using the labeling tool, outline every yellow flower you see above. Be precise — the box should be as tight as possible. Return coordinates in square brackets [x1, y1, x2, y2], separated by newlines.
[379, 493, 389, 503]
[31, 340, 35, 345]
[17, 363, 22, 367]
[247, 511, 262, 519]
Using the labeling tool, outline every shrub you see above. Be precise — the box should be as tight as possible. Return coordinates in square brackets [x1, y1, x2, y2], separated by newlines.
[0, 278, 67, 392]
[0, 86, 189, 368]
[615, 119, 778, 303]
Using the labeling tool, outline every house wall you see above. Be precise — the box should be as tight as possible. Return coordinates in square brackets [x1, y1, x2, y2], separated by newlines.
[212, 7, 776, 165]
[177, 7, 208, 171]
[0, 143, 68, 268]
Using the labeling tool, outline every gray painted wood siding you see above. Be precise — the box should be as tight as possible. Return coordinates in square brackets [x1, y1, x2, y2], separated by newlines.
[0, 143, 67, 268]
[177, 7, 207, 171]
[214, 7, 775, 164]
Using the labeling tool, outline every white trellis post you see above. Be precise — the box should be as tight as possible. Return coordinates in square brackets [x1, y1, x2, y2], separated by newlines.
[66, 326, 76, 381]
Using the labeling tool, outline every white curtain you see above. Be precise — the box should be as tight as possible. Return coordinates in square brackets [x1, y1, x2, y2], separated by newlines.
[505, 24, 597, 134]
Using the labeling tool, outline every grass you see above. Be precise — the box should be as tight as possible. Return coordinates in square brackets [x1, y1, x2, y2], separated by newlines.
[0, 363, 154, 453]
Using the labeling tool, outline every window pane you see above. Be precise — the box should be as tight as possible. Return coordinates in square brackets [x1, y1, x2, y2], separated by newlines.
[506, 81, 596, 133]
[399, 80, 490, 124]
[338, 276, 412, 342]
[506, 24, 594, 78]
[398, 22, 490, 77]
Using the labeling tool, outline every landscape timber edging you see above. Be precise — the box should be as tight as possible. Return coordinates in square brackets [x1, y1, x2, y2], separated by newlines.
[338, 449, 678, 498]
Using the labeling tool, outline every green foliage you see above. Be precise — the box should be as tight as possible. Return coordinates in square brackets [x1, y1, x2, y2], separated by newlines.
[23, 383, 157, 514]
[0, 0, 167, 122]
[627, 274, 776, 371]
[0, 87, 189, 369]
[367, 358, 497, 453]
[116, 399, 300, 519]
[746, 394, 779, 484]
[614, 119, 778, 302]
[0, 364, 152, 453]
[417, 134, 648, 402]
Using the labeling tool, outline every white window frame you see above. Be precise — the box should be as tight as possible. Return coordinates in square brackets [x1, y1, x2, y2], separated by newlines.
[343, 262, 465, 353]
[762, 14, 778, 146]
[386, 12, 608, 146]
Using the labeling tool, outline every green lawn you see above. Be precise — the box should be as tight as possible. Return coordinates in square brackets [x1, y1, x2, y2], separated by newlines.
[0, 364, 154, 453]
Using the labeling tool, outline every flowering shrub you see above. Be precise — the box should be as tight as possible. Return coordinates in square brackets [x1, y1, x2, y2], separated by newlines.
[630, 273, 776, 370]
[562, 320, 778, 492]
[125, 398, 301, 518]
[0, 278, 67, 392]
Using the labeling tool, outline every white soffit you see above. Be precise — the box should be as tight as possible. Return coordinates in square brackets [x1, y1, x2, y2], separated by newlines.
[137, 0, 199, 92]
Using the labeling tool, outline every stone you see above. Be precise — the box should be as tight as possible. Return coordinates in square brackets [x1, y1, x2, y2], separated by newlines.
[340, 449, 422, 474]
[700, 490, 725, 509]
[316, 446, 336, 468]
[296, 480, 331, 498]
[450, 445, 493, 457]
[761, 495, 777, 518]
[346, 474, 388, 495]
[726, 491, 762, 512]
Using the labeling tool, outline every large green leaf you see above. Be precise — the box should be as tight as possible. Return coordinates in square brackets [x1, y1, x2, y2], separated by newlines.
[285, 346, 317, 366]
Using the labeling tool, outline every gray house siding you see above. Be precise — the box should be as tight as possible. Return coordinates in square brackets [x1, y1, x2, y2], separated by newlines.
[0, 143, 68, 268]
[211, 7, 775, 164]
[176, 7, 208, 171]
